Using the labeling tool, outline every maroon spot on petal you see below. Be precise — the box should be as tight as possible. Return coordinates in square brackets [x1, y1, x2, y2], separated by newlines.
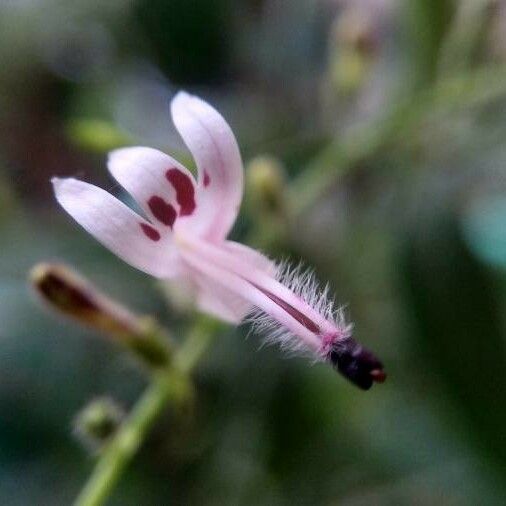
[203, 171, 211, 187]
[140, 223, 161, 241]
[148, 195, 176, 227]
[166, 168, 196, 216]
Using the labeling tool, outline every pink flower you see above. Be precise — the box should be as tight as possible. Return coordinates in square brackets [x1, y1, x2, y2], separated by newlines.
[53, 92, 385, 389]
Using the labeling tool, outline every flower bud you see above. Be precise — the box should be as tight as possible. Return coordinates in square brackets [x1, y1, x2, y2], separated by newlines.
[73, 397, 124, 454]
[246, 155, 287, 216]
[30, 263, 173, 368]
[326, 1, 386, 96]
[31, 263, 138, 335]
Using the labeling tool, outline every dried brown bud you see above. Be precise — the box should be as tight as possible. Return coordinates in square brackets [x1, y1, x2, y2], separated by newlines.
[30, 263, 143, 337]
[30, 263, 173, 368]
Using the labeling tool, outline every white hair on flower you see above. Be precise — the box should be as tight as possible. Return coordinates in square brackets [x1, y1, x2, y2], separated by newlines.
[246, 260, 352, 359]
[52, 91, 385, 390]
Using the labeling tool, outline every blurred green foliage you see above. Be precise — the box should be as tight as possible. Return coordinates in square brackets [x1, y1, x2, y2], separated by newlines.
[66, 119, 132, 153]
[1, 0, 506, 504]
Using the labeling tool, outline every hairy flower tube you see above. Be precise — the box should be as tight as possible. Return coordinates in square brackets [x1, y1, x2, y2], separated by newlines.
[53, 92, 385, 390]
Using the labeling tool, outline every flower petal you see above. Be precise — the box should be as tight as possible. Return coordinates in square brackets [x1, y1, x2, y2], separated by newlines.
[53, 177, 179, 278]
[223, 241, 277, 277]
[194, 274, 252, 323]
[162, 273, 251, 323]
[170, 92, 243, 241]
[180, 246, 322, 352]
[173, 242, 273, 324]
[108, 147, 197, 229]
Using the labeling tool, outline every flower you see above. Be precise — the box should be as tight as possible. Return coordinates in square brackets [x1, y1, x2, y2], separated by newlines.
[53, 92, 385, 389]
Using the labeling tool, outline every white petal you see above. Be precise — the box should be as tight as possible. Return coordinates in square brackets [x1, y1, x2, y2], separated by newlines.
[53, 177, 179, 278]
[194, 274, 251, 323]
[162, 273, 251, 323]
[180, 241, 275, 323]
[180, 246, 321, 352]
[223, 241, 277, 277]
[108, 147, 196, 229]
[170, 92, 243, 241]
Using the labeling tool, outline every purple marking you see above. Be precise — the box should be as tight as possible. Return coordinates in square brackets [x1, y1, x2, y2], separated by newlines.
[140, 223, 161, 241]
[166, 168, 196, 216]
[203, 171, 211, 187]
[148, 195, 176, 227]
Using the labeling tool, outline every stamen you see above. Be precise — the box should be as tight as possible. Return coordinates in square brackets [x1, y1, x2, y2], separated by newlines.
[166, 168, 196, 216]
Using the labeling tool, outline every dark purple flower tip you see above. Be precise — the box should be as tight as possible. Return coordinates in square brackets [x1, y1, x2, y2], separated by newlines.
[328, 338, 386, 390]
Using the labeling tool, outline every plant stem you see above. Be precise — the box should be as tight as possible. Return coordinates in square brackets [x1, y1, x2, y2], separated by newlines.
[74, 371, 185, 506]
[74, 319, 217, 506]
[289, 65, 506, 215]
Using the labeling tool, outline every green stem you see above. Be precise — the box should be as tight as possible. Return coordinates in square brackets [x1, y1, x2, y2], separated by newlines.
[289, 65, 506, 215]
[74, 319, 217, 506]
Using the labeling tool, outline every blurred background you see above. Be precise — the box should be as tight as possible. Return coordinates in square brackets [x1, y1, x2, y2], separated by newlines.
[1, 0, 506, 504]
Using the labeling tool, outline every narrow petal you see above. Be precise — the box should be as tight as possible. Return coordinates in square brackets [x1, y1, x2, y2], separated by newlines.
[180, 246, 322, 352]
[53, 178, 179, 278]
[170, 92, 243, 241]
[186, 239, 276, 323]
[194, 275, 251, 324]
[163, 241, 269, 323]
[108, 147, 196, 229]
[162, 273, 251, 323]
[178, 233, 335, 336]
[223, 241, 277, 276]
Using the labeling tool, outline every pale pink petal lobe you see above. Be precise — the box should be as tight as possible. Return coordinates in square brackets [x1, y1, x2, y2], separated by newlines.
[170, 92, 243, 241]
[194, 274, 251, 323]
[52, 177, 178, 278]
[223, 241, 277, 276]
[107, 147, 196, 226]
